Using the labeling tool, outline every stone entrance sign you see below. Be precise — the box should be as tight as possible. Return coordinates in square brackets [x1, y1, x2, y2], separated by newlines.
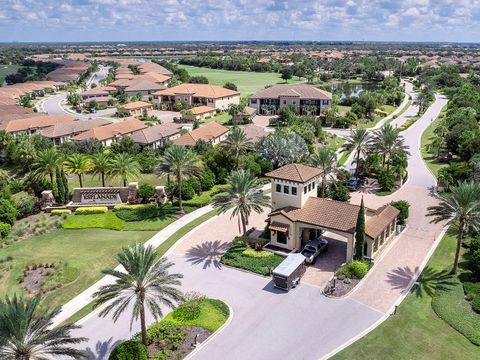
[80, 189, 123, 204]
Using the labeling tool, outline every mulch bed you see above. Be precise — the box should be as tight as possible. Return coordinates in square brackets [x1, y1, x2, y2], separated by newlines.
[324, 276, 360, 297]
[148, 326, 211, 360]
[22, 264, 54, 295]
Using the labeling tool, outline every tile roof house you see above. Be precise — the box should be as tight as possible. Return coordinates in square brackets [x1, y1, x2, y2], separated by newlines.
[153, 83, 240, 110]
[129, 123, 182, 148]
[71, 118, 147, 146]
[265, 163, 399, 261]
[0, 115, 76, 136]
[242, 124, 268, 143]
[39, 118, 113, 145]
[249, 84, 332, 116]
[182, 105, 217, 121]
[118, 101, 154, 116]
[173, 121, 229, 146]
[123, 79, 166, 99]
[80, 86, 116, 100]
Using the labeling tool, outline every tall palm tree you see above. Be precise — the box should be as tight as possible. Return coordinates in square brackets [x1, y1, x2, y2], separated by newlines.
[341, 128, 370, 175]
[0, 294, 86, 359]
[109, 153, 141, 187]
[212, 169, 270, 235]
[220, 127, 253, 170]
[64, 153, 92, 188]
[90, 152, 111, 187]
[310, 147, 337, 198]
[370, 124, 410, 174]
[156, 145, 199, 213]
[93, 244, 184, 347]
[31, 147, 63, 185]
[427, 181, 480, 274]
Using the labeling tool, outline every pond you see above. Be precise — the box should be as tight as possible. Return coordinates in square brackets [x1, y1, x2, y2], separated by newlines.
[331, 82, 382, 99]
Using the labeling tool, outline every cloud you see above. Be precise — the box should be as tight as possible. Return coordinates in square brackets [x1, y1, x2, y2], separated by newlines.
[0, 0, 479, 41]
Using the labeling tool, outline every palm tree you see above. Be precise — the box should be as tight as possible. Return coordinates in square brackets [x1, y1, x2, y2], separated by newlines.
[31, 148, 63, 185]
[427, 181, 480, 274]
[0, 294, 86, 359]
[64, 153, 92, 188]
[156, 145, 199, 213]
[90, 152, 111, 187]
[341, 128, 370, 175]
[92, 244, 184, 347]
[220, 127, 253, 170]
[109, 153, 141, 187]
[370, 124, 410, 174]
[310, 147, 337, 198]
[212, 169, 270, 235]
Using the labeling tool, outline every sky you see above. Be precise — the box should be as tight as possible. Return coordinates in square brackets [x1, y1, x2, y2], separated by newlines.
[0, 0, 479, 43]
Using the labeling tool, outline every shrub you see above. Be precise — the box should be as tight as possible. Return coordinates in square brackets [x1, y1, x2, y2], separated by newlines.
[51, 209, 72, 216]
[166, 181, 195, 201]
[113, 204, 148, 210]
[108, 340, 148, 360]
[242, 248, 273, 258]
[0, 198, 17, 226]
[330, 183, 351, 202]
[336, 260, 370, 279]
[174, 301, 202, 321]
[0, 222, 11, 239]
[186, 177, 202, 195]
[114, 204, 174, 222]
[143, 322, 187, 348]
[137, 183, 155, 201]
[378, 171, 395, 192]
[75, 206, 108, 215]
[13, 193, 36, 219]
[200, 168, 216, 191]
[390, 200, 410, 225]
[464, 282, 480, 313]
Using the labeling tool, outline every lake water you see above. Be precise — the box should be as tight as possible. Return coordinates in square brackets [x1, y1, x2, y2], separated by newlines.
[331, 82, 382, 99]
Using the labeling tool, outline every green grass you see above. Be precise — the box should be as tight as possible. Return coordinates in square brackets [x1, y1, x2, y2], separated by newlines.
[324, 134, 345, 153]
[420, 106, 449, 178]
[0, 64, 21, 84]
[163, 299, 229, 332]
[220, 240, 284, 276]
[0, 229, 155, 310]
[338, 150, 352, 166]
[63, 212, 125, 230]
[63, 209, 219, 324]
[178, 65, 305, 97]
[337, 105, 351, 116]
[332, 229, 480, 360]
[202, 112, 230, 125]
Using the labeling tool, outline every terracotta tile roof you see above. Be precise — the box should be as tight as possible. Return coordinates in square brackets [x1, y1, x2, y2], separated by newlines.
[137, 62, 172, 76]
[0, 107, 33, 118]
[189, 105, 216, 115]
[251, 84, 332, 100]
[115, 73, 135, 80]
[0, 98, 18, 106]
[83, 96, 115, 103]
[39, 119, 112, 138]
[137, 72, 171, 84]
[153, 83, 239, 99]
[0, 113, 42, 122]
[242, 124, 267, 143]
[269, 221, 290, 233]
[80, 86, 115, 97]
[269, 197, 360, 234]
[265, 163, 322, 183]
[71, 118, 147, 141]
[173, 122, 229, 146]
[0, 115, 75, 133]
[120, 101, 152, 110]
[129, 123, 182, 145]
[124, 79, 165, 92]
[365, 205, 400, 239]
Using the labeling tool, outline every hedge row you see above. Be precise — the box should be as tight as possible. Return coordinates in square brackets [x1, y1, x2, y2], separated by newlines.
[75, 206, 108, 215]
[63, 212, 125, 231]
[51, 209, 72, 216]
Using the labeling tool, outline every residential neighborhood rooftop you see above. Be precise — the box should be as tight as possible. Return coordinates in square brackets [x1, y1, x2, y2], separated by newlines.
[71, 118, 147, 141]
[154, 83, 240, 98]
[173, 121, 229, 146]
[250, 84, 332, 100]
[265, 163, 322, 183]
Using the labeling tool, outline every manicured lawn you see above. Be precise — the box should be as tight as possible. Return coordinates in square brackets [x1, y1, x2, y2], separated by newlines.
[203, 112, 230, 125]
[163, 298, 229, 332]
[178, 65, 305, 97]
[338, 150, 352, 166]
[0, 228, 155, 310]
[63, 212, 125, 230]
[220, 240, 284, 276]
[67, 173, 167, 191]
[0, 64, 21, 84]
[63, 209, 219, 324]
[324, 134, 345, 153]
[332, 230, 480, 360]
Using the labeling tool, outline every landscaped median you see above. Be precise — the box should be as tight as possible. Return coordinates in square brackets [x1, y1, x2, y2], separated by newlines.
[108, 295, 230, 360]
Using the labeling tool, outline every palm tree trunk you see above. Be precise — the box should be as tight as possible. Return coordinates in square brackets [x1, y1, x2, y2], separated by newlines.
[49, 172, 54, 187]
[452, 221, 464, 274]
[78, 174, 83, 188]
[241, 213, 247, 235]
[177, 174, 183, 212]
[123, 177, 127, 187]
[355, 148, 361, 176]
[139, 298, 148, 347]
[101, 172, 105, 187]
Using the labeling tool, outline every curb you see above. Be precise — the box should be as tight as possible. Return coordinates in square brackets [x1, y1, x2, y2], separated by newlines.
[183, 302, 234, 360]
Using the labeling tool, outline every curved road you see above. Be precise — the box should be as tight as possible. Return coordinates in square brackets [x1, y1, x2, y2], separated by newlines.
[63, 89, 448, 360]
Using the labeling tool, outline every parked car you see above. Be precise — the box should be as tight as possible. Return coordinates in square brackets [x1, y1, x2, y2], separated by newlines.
[347, 177, 362, 191]
[301, 238, 329, 265]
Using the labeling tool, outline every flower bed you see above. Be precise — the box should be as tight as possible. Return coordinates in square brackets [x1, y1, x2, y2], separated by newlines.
[324, 260, 371, 297]
[220, 238, 284, 276]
